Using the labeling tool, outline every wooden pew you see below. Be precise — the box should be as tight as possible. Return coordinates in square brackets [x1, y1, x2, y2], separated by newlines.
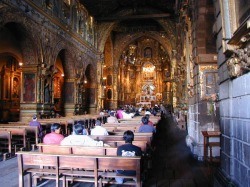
[17, 152, 60, 187]
[38, 144, 72, 154]
[0, 126, 38, 150]
[0, 128, 26, 153]
[59, 154, 98, 186]
[98, 156, 141, 187]
[112, 132, 153, 137]
[104, 140, 148, 152]
[71, 146, 105, 155]
[0, 131, 12, 160]
[36, 143, 118, 156]
[105, 126, 140, 133]
[89, 135, 152, 145]
[104, 122, 141, 126]
[17, 151, 141, 187]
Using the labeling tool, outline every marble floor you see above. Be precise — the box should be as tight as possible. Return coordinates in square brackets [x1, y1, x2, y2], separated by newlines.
[0, 116, 217, 187]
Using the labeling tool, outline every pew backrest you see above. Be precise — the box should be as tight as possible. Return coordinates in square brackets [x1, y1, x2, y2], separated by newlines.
[17, 151, 141, 187]
[89, 135, 152, 144]
[0, 130, 12, 153]
[0, 128, 26, 148]
[37, 143, 117, 156]
[71, 146, 105, 155]
[39, 144, 72, 154]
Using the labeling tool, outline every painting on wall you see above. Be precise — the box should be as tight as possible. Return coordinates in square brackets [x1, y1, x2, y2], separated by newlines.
[23, 73, 36, 102]
[144, 47, 152, 58]
[12, 77, 20, 99]
[64, 82, 74, 103]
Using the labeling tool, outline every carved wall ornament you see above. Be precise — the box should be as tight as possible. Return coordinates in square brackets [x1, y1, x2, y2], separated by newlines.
[227, 44, 250, 78]
[227, 56, 242, 78]
[187, 83, 194, 97]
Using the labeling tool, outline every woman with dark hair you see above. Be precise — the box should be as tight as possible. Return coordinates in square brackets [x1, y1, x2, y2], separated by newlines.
[116, 130, 142, 184]
[77, 120, 89, 135]
[43, 123, 64, 144]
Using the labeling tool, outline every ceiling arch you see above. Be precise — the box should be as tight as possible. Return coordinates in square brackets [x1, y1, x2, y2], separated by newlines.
[95, 4, 177, 53]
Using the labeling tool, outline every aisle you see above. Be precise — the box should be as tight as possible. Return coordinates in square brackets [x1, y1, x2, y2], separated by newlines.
[144, 116, 214, 187]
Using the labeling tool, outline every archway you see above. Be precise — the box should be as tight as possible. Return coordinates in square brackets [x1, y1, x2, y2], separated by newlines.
[52, 51, 65, 116]
[0, 22, 25, 122]
[112, 36, 171, 108]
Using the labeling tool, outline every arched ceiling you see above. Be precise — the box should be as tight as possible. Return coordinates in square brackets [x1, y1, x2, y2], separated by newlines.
[80, 0, 177, 53]
[80, 0, 176, 20]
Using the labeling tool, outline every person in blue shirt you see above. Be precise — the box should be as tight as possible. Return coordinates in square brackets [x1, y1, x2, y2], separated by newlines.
[29, 115, 43, 140]
[138, 116, 156, 133]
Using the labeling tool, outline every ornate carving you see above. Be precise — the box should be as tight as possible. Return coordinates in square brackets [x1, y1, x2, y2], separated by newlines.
[187, 83, 194, 97]
[227, 44, 250, 78]
[227, 57, 242, 78]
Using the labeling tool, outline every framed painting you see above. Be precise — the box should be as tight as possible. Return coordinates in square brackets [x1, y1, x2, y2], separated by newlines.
[23, 73, 36, 103]
[12, 77, 20, 99]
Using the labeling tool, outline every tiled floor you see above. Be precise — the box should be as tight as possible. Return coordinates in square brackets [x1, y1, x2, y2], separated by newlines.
[0, 116, 217, 187]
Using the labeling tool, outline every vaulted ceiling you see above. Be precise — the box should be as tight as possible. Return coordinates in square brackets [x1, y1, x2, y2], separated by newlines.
[80, 0, 178, 55]
[80, 0, 177, 19]
[80, 0, 177, 33]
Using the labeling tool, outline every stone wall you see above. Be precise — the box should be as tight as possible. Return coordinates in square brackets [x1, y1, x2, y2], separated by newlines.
[219, 73, 250, 186]
[214, 0, 250, 186]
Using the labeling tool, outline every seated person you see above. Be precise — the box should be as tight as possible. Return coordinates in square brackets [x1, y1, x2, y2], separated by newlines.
[107, 112, 119, 123]
[60, 123, 103, 146]
[145, 109, 151, 115]
[29, 115, 43, 139]
[99, 110, 105, 116]
[116, 130, 142, 184]
[138, 116, 155, 133]
[91, 120, 109, 135]
[121, 111, 135, 119]
[116, 109, 124, 119]
[144, 114, 154, 126]
[43, 123, 64, 144]
[77, 120, 89, 135]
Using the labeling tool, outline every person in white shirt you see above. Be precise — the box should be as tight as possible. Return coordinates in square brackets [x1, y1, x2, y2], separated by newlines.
[107, 112, 119, 123]
[60, 123, 103, 146]
[91, 120, 109, 135]
[121, 111, 135, 119]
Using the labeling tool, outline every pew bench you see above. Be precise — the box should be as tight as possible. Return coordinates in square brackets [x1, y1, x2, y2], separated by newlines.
[89, 135, 152, 145]
[36, 143, 118, 156]
[0, 131, 12, 160]
[0, 127, 26, 154]
[0, 126, 39, 151]
[17, 151, 141, 187]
